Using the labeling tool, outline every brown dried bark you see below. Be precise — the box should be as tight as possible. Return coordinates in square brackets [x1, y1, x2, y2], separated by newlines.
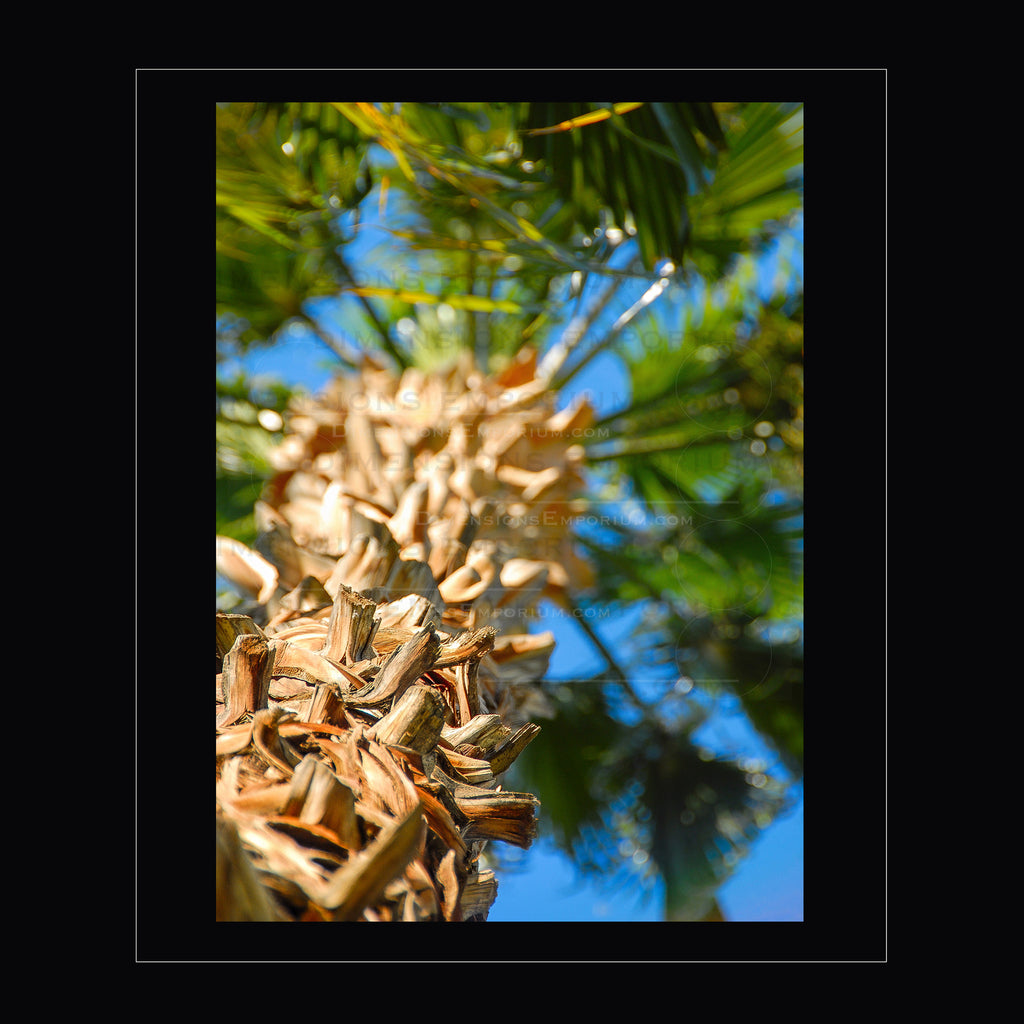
[217, 347, 593, 921]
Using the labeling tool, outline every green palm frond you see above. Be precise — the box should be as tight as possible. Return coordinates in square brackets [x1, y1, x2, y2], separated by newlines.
[688, 103, 804, 278]
[581, 291, 802, 524]
[215, 374, 292, 545]
[638, 728, 787, 920]
[511, 680, 788, 920]
[519, 102, 727, 271]
[216, 101, 803, 368]
[216, 103, 375, 349]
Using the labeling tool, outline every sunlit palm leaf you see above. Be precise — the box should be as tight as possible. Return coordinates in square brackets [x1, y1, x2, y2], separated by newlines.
[216, 103, 369, 244]
[335, 102, 593, 275]
[216, 103, 375, 349]
[688, 103, 803, 277]
[344, 284, 532, 316]
[525, 102, 646, 136]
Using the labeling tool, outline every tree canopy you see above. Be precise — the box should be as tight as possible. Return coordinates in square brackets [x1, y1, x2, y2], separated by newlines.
[216, 100, 804, 921]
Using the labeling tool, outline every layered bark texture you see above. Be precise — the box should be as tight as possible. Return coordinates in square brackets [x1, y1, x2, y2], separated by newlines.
[216, 347, 593, 921]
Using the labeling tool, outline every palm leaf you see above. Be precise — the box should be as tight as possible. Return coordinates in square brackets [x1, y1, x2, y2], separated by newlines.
[637, 729, 786, 920]
[519, 102, 726, 271]
[512, 679, 788, 920]
[343, 284, 531, 316]
[687, 103, 803, 276]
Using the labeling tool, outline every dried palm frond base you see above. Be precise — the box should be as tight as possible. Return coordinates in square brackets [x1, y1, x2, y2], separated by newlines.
[217, 347, 590, 921]
[216, 601, 541, 921]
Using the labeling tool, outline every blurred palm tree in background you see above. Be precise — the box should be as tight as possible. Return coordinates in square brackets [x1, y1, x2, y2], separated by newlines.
[217, 100, 803, 920]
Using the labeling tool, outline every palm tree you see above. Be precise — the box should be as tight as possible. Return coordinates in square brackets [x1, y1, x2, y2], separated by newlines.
[216, 101, 804, 921]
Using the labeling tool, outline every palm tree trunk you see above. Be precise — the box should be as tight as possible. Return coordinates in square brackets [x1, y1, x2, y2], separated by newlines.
[216, 346, 592, 921]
